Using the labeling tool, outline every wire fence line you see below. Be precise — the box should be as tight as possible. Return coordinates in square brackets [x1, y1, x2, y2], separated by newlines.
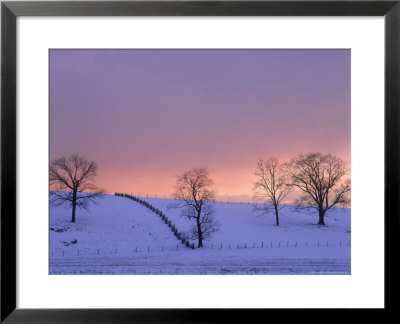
[50, 240, 351, 257]
[50, 245, 190, 257]
[202, 240, 351, 249]
[130, 193, 284, 206]
[124, 194, 267, 207]
[115, 192, 195, 249]
[120, 195, 349, 214]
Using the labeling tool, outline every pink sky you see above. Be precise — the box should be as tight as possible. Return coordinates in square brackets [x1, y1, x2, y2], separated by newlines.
[50, 49, 350, 202]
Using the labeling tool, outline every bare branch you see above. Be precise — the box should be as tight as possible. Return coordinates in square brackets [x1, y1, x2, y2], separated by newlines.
[170, 167, 218, 247]
[285, 153, 351, 225]
[49, 154, 104, 222]
[253, 157, 291, 226]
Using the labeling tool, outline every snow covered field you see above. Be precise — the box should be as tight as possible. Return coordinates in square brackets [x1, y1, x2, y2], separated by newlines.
[50, 194, 351, 274]
[146, 197, 351, 249]
[50, 250, 350, 275]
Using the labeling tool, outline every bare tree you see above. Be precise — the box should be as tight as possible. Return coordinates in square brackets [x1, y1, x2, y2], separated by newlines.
[49, 154, 104, 223]
[285, 152, 351, 226]
[169, 168, 218, 248]
[253, 158, 291, 226]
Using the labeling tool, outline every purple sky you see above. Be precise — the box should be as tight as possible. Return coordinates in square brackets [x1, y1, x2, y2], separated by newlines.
[50, 49, 350, 201]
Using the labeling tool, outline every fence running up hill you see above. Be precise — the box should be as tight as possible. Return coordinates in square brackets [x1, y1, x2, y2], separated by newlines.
[115, 192, 195, 249]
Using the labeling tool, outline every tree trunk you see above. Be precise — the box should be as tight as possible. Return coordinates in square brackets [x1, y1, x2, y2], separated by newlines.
[318, 209, 326, 226]
[197, 231, 203, 248]
[71, 190, 77, 223]
[274, 204, 279, 226]
[196, 211, 203, 248]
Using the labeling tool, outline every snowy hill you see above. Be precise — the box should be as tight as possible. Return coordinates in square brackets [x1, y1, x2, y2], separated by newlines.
[50, 194, 350, 253]
[50, 194, 351, 274]
[50, 194, 183, 256]
[145, 197, 351, 249]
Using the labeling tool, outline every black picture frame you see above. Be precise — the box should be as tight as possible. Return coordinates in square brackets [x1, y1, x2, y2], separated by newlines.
[1, 0, 399, 322]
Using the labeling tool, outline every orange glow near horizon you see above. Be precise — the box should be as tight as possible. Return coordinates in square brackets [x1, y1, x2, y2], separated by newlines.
[93, 157, 351, 203]
[50, 50, 350, 202]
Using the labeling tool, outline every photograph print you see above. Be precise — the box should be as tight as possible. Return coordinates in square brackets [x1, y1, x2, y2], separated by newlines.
[49, 49, 351, 275]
